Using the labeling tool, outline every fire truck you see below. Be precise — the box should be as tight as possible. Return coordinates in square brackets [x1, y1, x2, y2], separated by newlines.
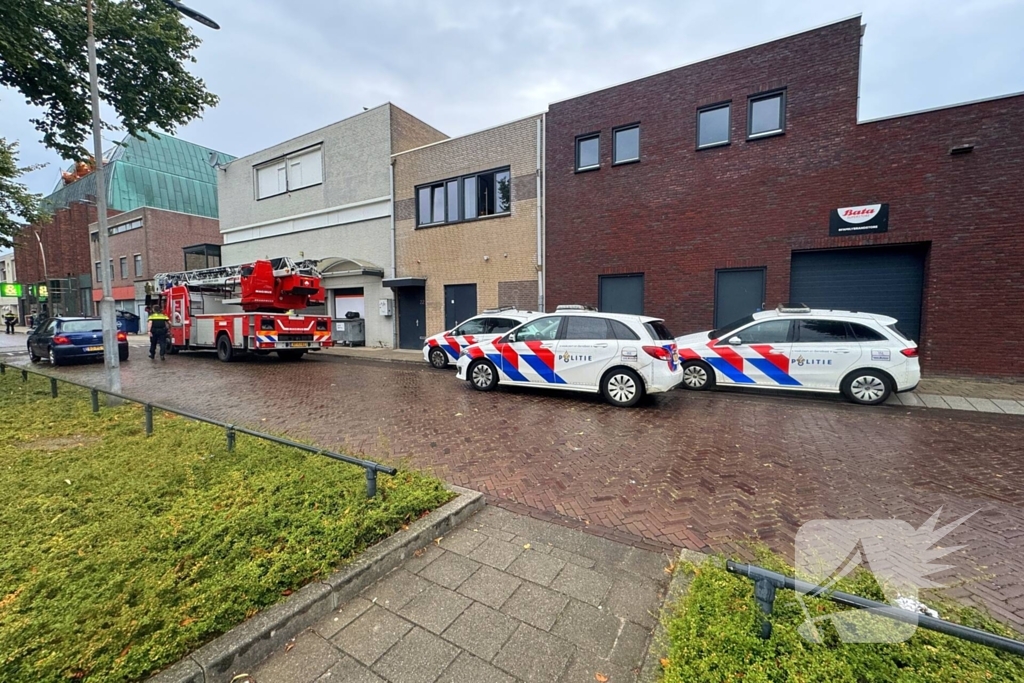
[152, 257, 333, 362]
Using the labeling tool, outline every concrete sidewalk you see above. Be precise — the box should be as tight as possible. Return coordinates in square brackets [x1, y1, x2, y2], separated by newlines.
[251, 506, 672, 683]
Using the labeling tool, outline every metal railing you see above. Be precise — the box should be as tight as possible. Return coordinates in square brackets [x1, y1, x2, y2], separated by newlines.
[727, 560, 1024, 657]
[0, 362, 396, 497]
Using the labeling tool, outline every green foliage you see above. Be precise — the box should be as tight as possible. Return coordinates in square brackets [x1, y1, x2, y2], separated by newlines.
[661, 549, 1024, 682]
[0, 373, 452, 682]
[0, 138, 45, 248]
[0, 0, 219, 160]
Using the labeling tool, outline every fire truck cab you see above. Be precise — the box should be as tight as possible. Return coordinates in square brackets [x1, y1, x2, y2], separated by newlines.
[153, 257, 333, 362]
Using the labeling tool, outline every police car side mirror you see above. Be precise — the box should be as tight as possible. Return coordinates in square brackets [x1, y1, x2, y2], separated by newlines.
[728, 336, 742, 346]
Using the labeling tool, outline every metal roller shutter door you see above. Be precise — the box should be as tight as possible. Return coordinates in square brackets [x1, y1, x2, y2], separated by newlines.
[789, 245, 926, 341]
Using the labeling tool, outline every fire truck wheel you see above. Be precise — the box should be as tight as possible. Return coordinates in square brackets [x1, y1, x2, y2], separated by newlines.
[216, 334, 235, 362]
[277, 350, 306, 361]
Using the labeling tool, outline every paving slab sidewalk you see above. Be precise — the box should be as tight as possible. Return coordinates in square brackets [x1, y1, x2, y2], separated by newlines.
[251, 506, 673, 683]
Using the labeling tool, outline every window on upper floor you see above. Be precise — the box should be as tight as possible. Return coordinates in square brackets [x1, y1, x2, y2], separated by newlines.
[697, 103, 730, 148]
[255, 145, 323, 199]
[134, 254, 143, 277]
[119, 257, 128, 280]
[575, 133, 600, 171]
[95, 261, 102, 283]
[748, 90, 785, 139]
[416, 167, 511, 227]
[612, 125, 640, 164]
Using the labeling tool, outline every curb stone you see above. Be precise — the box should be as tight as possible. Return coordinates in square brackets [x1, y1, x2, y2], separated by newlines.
[638, 549, 711, 683]
[146, 485, 484, 683]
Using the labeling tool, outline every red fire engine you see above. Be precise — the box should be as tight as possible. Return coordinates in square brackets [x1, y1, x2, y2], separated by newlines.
[153, 257, 333, 361]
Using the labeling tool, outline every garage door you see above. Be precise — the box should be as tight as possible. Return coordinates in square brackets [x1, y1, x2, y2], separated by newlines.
[790, 245, 926, 341]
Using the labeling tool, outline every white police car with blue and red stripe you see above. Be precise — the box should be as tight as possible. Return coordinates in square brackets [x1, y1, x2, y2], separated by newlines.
[455, 306, 683, 407]
[423, 308, 537, 369]
[674, 305, 920, 405]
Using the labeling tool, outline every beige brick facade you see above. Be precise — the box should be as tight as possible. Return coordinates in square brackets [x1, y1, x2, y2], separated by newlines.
[392, 114, 543, 337]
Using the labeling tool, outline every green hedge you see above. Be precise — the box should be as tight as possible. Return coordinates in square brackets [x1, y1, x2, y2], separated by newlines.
[0, 373, 453, 682]
[661, 549, 1024, 682]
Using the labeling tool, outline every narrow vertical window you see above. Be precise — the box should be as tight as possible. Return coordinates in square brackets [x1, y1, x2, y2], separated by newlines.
[575, 134, 599, 171]
[494, 170, 511, 213]
[417, 186, 432, 226]
[431, 185, 445, 224]
[446, 180, 460, 223]
[612, 125, 640, 164]
[463, 176, 478, 219]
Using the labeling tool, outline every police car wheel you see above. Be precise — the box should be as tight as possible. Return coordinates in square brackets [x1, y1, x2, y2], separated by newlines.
[841, 370, 891, 405]
[602, 368, 643, 407]
[429, 347, 449, 369]
[469, 359, 497, 391]
[681, 361, 714, 390]
[28, 344, 40, 363]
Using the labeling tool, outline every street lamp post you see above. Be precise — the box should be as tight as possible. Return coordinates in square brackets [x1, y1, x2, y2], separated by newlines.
[84, 0, 218, 400]
[33, 231, 49, 315]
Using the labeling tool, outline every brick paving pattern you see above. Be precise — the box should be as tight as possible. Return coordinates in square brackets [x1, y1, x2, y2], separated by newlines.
[252, 506, 670, 683]
[6, 351, 1024, 629]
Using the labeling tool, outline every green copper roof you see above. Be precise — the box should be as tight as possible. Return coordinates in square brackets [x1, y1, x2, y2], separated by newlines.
[42, 133, 235, 219]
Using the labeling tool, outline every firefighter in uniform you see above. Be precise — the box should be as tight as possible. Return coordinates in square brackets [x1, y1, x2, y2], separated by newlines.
[148, 306, 170, 360]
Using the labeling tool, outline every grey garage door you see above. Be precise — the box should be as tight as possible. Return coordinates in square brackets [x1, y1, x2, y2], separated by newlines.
[790, 245, 926, 341]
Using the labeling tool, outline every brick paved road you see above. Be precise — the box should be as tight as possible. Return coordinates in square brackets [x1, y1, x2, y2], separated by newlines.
[7, 351, 1024, 628]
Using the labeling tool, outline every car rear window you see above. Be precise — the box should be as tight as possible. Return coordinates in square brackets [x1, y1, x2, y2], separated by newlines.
[848, 322, 887, 342]
[61, 320, 103, 332]
[886, 324, 911, 342]
[610, 319, 640, 340]
[643, 320, 674, 341]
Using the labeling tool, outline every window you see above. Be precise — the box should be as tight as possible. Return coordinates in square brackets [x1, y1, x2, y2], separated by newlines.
[848, 322, 887, 342]
[564, 316, 612, 340]
[489, 318, 520, 334]
[453, 318, 488, 335]
[416, 167, 511, 227]
[575, 133, 599, 171]
[727, 320, 791, 345]
[512, 316, 562, 342]
[134, 254, 143, 277]
[119, 257, 128, 280]
[599, 274, 644, 315]
[62, 320, 103, 333]
[795, 319, 848, 343]
[108, 259, 114, 282]
[610, 319, 640, 340]
[612, 125, 640, 164]
[255, 146, 323, 199]
[108, 218, 142, 235]
[95, 261, 102, 283]
[697, 103, 730, 148]
[748, 91, 785, 138]
[643, 321, 675, 340]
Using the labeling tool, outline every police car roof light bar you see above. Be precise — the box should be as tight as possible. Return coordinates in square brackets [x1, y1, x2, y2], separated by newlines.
[556, 304, 598, 311]
[776, 303, 811, 314]
[483, 306, 517, 313]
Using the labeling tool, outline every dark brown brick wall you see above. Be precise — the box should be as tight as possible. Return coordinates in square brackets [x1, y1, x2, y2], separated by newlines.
[14, 202, 118, 283]
[545, 17, 1024, 377]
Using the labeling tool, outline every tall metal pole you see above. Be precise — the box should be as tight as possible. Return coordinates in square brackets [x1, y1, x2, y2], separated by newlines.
[34, 231, 49, 315]
[86, 0, 122, 400]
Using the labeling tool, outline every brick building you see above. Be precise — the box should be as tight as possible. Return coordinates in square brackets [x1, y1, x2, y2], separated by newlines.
[389, 114, 543, 348]
[217, 104, 446, 348]
[544, 16, 1024, 377]
[88, 207, 221, 329]
[14, 133, 233, 322]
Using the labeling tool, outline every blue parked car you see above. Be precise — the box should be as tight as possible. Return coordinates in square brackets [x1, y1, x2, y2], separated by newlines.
[27, 317, 129, 366]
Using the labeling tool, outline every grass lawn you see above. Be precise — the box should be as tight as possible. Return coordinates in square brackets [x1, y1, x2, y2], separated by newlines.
[0, 371, 453, 683]
[661, 549, 1024, 682]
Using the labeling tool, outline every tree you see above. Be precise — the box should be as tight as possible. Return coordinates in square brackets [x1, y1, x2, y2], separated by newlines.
[0, 0, 219, 161]
[0, 139, 44, 249]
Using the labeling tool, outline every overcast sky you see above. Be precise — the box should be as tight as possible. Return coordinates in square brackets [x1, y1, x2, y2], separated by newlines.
[2, 0, 1023, 199]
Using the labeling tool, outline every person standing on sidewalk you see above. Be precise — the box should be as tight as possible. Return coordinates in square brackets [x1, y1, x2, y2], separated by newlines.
[3, 308, 16, 334]
[148, 306, 170, 360]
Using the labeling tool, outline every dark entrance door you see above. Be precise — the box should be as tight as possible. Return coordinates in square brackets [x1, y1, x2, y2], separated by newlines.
[715, 268, 766, 328]
[790, 244, 927, 341]
[397, 286, 426, 350]
[444, 284, 477, 330]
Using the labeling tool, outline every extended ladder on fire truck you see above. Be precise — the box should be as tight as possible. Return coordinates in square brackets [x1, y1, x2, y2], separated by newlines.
[153, 257, 333, 362]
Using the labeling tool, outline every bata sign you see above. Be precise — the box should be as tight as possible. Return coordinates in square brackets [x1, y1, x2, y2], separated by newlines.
[829, 203, 889, 236]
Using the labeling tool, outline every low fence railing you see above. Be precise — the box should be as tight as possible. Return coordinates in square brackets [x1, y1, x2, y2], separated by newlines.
[0, 362, 396, 497]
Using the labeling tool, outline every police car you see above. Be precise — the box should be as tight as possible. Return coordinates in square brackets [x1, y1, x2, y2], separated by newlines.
[674, 305, 920, 405]
[455, 306, 683, 407]
[423, 307, 537, 368]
